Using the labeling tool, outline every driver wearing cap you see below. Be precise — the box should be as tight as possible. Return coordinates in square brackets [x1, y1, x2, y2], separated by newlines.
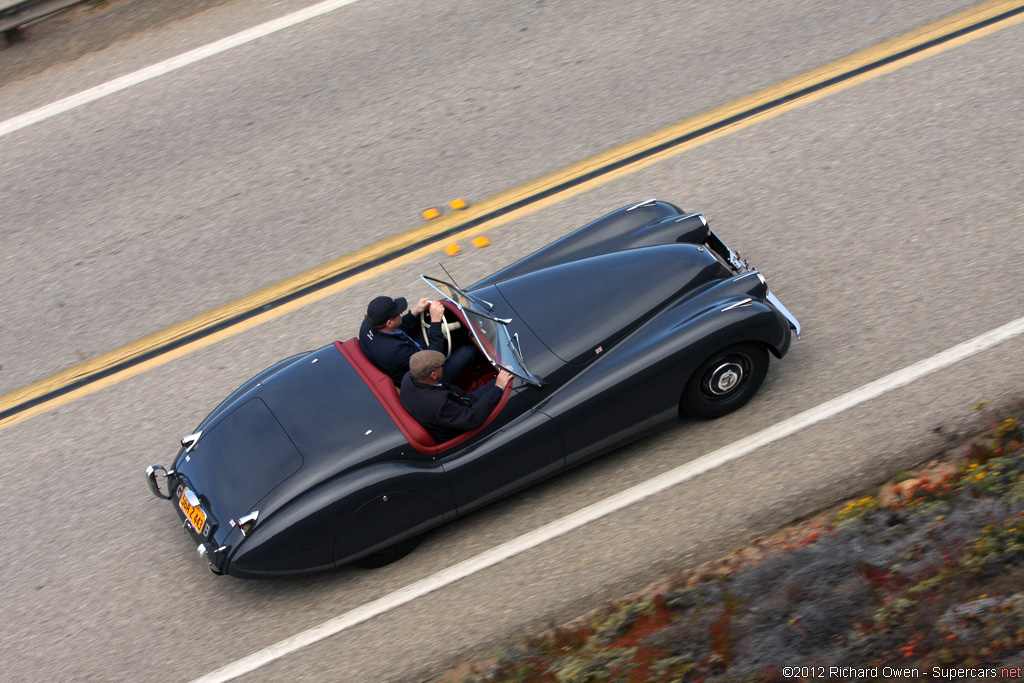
[359, 295, 447, 385]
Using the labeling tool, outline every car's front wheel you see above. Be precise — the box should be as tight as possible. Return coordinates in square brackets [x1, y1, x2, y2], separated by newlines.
[681, 342, 768, 419]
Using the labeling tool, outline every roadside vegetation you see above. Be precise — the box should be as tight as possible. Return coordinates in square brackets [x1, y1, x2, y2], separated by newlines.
[455, 406, 1024, 682]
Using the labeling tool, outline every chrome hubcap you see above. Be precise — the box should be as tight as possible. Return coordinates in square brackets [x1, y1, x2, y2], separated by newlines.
[707, 361, 744, 395]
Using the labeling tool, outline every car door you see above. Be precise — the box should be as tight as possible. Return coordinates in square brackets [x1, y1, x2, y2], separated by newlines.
[440, 390, 565, 515]
[537, 347, 684, 469]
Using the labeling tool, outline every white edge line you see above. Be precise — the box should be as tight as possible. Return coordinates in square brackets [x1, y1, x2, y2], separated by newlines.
[191, 314, 1024, 683]
[0, 0, 362, 139]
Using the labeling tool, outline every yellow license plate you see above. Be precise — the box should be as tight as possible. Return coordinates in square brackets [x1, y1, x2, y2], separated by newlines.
[179, 488, 207, 535]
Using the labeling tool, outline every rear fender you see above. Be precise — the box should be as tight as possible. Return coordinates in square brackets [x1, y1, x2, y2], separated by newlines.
[333, 489, 444, 566]
[225, 462, 451, 578]
[196, 352, 310, 433]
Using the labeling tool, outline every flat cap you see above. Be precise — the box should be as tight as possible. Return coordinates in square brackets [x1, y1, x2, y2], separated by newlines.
[409, 350, 445, 380]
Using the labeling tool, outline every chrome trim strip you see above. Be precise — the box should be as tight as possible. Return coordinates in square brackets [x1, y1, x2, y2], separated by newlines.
[673, 212, 707, 225]
[731, 271, 762, 284]
[626, 198, 658, 211]
[721, 298, 753, 312]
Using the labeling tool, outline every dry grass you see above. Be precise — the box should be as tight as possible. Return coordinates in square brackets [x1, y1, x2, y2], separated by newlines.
[446, 410, 1024, 682]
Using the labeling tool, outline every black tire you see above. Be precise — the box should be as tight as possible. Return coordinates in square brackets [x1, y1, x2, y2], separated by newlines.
[681, 342, 768, 419]
[352, 534, 423, 569]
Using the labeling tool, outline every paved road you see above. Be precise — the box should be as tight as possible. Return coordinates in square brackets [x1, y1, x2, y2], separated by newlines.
[0, 0, 240, 87]
[1, 0, 1022, 681]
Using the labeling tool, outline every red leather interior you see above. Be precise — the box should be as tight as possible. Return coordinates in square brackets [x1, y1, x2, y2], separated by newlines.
[335, 338, 511, 456]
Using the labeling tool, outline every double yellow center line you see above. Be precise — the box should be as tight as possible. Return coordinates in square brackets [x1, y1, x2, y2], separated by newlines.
[2, 0, 1022, 430]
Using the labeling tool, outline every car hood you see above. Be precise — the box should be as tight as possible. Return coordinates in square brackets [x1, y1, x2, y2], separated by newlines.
[492, 243, 729, 364]
[174, 344, 406, 532]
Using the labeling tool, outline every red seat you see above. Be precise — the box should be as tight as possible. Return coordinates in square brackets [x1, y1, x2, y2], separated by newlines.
[335, 338, 510, 456]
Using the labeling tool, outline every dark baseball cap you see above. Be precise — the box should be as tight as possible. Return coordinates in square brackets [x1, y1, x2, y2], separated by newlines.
[366, 296, 408, 326]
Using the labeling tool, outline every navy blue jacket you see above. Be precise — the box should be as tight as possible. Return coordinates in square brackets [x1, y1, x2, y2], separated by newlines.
[399, 373, 503, 443]
[359, 312, 445, 384]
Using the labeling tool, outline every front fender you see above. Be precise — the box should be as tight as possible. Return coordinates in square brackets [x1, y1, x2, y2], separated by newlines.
[474, 200, 703, 286]
[536, 276, 793, 465]
[669, 299, 791, 367]
[677, 273, 794, 357]
[546, 292, 790, 420]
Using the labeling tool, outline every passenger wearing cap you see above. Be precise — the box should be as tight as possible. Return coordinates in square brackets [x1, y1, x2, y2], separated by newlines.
[358, 295, 474, 385]
[400, 350, 514, 443]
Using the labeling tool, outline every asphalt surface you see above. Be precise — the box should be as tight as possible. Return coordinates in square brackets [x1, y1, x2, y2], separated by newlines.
[1, 0, 1023, 681]
[0, 0, 238, 87]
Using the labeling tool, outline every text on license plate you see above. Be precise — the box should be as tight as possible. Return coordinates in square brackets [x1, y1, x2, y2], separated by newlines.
[179, 488, 206, 535]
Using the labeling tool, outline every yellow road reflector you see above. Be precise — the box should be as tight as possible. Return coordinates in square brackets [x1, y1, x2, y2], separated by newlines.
[449, 198, 469, 211]
[422, 207, 441, 220]
[444, 243, 461, 255]
[472, 236, 490, 248]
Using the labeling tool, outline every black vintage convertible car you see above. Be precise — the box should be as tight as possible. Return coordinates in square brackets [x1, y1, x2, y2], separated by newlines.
[146, 199, 800, 577]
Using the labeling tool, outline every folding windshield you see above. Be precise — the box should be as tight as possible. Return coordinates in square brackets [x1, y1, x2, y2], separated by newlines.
[421, 275, 541, 386]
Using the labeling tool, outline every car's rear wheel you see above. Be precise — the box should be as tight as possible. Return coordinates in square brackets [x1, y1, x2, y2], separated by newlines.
[352, 534, 423, 569]
[681, 342, 768, 419]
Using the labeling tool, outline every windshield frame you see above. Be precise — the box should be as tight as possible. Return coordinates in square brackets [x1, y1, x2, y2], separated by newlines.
[421, 275, 541, 386]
